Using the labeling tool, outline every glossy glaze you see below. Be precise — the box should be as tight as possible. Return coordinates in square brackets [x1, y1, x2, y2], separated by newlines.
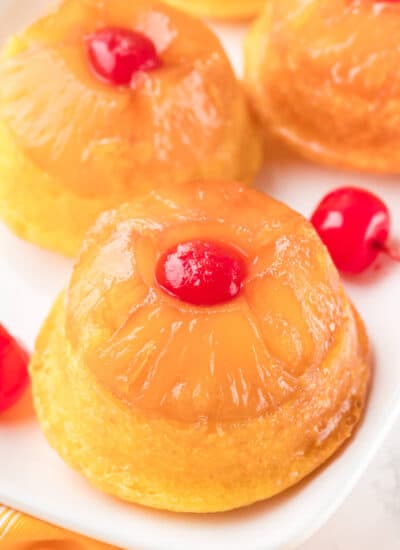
[64, 182, 364, 424]
[245, 0, 400, 172]
[0, 0, 263, 201]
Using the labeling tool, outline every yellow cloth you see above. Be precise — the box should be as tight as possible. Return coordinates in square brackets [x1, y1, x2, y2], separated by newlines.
[0, 506, 119, 549]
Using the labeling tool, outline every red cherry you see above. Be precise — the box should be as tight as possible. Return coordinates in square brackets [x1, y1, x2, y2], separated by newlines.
[156, 240, 247, 306]
[86, 27, 162, 86]
[310, 187, 400, 274]
[0, 325, 29, 412]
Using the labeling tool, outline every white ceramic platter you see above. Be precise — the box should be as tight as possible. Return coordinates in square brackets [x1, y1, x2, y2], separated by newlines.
[0, 2, 400, 550]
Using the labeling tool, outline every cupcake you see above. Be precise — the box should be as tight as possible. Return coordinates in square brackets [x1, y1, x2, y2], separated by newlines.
[30, 181, 370, 513]
[0, 0, 263, 256]
[245, 0, 400, 172]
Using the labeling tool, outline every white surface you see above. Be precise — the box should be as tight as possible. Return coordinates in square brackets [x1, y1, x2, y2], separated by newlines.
[0, 2, 400, 550]
[301, 415, 400, 550]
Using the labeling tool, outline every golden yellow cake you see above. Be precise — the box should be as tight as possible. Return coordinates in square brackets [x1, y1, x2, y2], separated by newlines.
[30, 181, 370, 513]
[245, 0, 400, 173]
[163, 0, 265, 20]
[0, 0, 263, 256]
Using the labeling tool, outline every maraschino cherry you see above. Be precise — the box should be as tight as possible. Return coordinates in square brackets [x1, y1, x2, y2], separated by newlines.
[86, 27, 162, 85]
[0, 325, 29, 413]
[156, 240, 247, 306]
[311, 187, 399, 274]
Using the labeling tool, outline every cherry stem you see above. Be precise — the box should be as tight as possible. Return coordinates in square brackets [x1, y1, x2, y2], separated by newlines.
[373, 241, 400, 262]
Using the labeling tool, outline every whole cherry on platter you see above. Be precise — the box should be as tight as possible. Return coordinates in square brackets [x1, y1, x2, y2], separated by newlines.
[311, 187, 399, 274]
[0, 325, 29, 413]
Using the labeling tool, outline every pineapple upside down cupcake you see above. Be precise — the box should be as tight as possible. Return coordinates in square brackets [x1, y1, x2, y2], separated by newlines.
[0, 0, 263, 256]
[163, 0, 265, 20]
[30, 181, 371, 513]
[245, 0, 400, 173]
